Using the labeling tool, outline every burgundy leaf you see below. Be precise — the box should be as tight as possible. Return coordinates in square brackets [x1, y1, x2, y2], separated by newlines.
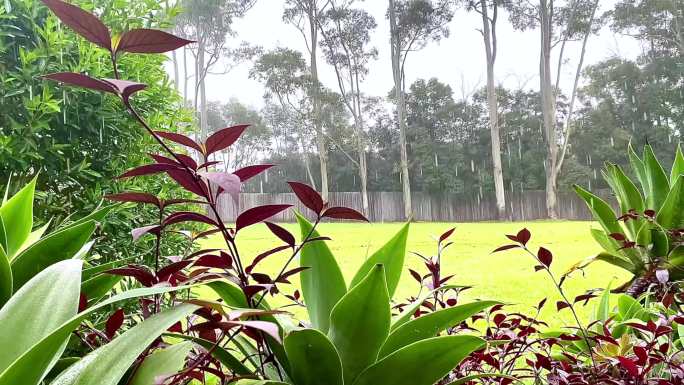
[618, 356, 639, 377]
[236, 204, 292, 232]
[246, 245, 290, 274]
[102, 78, 147, 100]
[166, 169, 208, 197]
[439, 227, 455, 244]
[243, 284, 271, 299]
[163, 212, 217, 227]
[491, 244, 519, 253]
[198, 160, 221, 170]
[131, 225, 161, 242]
[174, 153, 198, 170]
[322, 207, 368, 222]
[287, 181, 324, 214]
[556, 301, 570, 311]
[43, 72, 115, 93]
[153, 130, 203, 153]
[205, 125, 249, 155]
[537, 247, 553, 267]
[516, 228, 531, 245]
[157, 260, 193, 281]
[105, 308, 124, 339]
[106, 265, 156, 286]
[117, 163, 179, 179]
[198, 172, 240, 203]
[79, 293, 88, 312]
[222, 320, 282, 344]
[409, 269, 423, 284]
[277, 266, 310, 283]
[116, 28, 193, 54]
[167, 322, 183, 333]
[42, 0, 111, 50]
[195, 254, 232, 269]
[105, 192, 160, 207]
[264, 222, 295, 247]
[233, 164, 274, 182]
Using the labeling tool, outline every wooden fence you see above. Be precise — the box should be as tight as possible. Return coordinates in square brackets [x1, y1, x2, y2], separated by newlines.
[214, 189, 615, 222]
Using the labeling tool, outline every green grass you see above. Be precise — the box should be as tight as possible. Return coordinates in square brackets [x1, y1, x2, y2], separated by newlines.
[201, 221, 630, 328]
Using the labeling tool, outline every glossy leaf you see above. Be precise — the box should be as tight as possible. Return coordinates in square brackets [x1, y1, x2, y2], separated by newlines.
[603, 163, 644, 239]
[43, 72, 115, 94]
[628, 142, 648, 197]
[0, 247, 10, 307]
[328, 264, 390, 383]
[236, 204, 291, 232]
[41, 0, 111, 50]
[129, 342, 193, 385]
[117, 163, 179, 179]
[390, 285, 465, 331]
[116, 29, 193, 54]
[323, 207, 368, 221]
[234, 164, 274, 182]
[81, 274, 122, 302]
[131, 225, 160, 242]
[16, 220, 51, 256]
[205, 125, 249, 155]
[105, 192, 160, 207]
[0, 177, 35, 258]
[350, 222, 409, 297]
[671, 144, 684, 183]
[0, 260, 81, 380]
[295, 212, 346, 333]
[353, 335, 485, 385]
[380, 300, 498, 358]
[284, 329, 343, 385]
[288, 181, 324, 214]
[574, 185, 622, 235]
[153, 130, 203, 153]
[10, 220, 96, 290]
[642, 144, 669, 210]
[657, 175, 684, 229]
[166, 333, 251, 375]
[51, 304, 197, 385]
[102, 78, 147, 100]
[166, 169, 207, 197]
[264, 222, 295, 247]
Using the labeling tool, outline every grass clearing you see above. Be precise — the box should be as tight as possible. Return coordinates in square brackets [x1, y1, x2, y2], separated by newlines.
[200, 220, 630, 328]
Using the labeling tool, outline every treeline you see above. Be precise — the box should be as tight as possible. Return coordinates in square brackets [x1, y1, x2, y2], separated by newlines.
[172, 0, 683, 219]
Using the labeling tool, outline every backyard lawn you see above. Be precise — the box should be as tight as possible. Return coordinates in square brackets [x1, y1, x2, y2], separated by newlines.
[201, 220, 630, 327]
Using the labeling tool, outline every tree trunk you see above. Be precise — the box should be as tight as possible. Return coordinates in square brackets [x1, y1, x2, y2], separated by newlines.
[540, 0, 558, 219]
[198, 40, 208, 140]
[182, 46, 188, 105]
[390, 0, 412, 220]
[308, 5, 328, 201]
[172, 50, 179, 92]
[480, 0, 506, 219]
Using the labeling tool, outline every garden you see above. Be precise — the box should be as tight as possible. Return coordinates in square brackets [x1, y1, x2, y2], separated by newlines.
[1, 0, 683, 384]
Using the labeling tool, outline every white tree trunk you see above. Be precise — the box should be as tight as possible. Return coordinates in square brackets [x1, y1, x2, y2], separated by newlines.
[540, 0, 558, 219]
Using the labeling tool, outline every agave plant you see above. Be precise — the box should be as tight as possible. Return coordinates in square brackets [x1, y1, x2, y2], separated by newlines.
[575, 144, 684, 296]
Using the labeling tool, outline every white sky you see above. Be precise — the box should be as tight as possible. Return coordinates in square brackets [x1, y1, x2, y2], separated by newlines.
[187, 0, 644, 108]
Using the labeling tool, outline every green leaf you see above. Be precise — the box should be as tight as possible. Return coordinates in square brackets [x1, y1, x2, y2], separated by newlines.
[594, 252, 636, 274]
[352, 335, 485, 385]
[0, 177, 35, 258]
[0, 260, 81, 380]
[208, 280, 249, 308]
[574, 185, 622, 235]
[642, 144, 670, 210]
[81, 256, 137, 281]
[391, 285, 465, 331]
[617, 294, 645, 321]
[81, 274, 122, 302]
[379, 301, 498, 358]
[129, 342, 193, 385]
[603, 163, 644, 239]
[628, 142, 648, 197]
[328, 264, 390, 383]
[284, 329, 343, 385]
[596, 281, 612, 322]
[671, 144, 684, 184]
[668, 246, 684, 279]
[234, 381, 289, 385]
[0, 283, 206, 385]
[350, 222, 409, 298]
[657, 175, 684, 229]
[0, 216, 7, 255]
[0, 246, 11, 307]
[51, 304, 198, 385]
[295, 212, 346, 333]
[61, 204, 114, 229]
[11, 220, 96, 290]
[166, 333, 252, 375]
[15, 220, 51, 256]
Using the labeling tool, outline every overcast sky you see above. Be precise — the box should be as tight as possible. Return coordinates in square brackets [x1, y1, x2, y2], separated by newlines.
[185, 0, 644, 108]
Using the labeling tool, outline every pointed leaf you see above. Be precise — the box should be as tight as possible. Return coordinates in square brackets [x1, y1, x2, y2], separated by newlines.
[166, 333, 251, 375]
[0, 247, 11, 307]
[43, 72, 114, 94]
[380, 301, 498, 358]
[236, 205, 291, 232]
[129, 342, 193, 385]
[353, 335, 485, 385]
[198, 171, 240, 202]
[323, 207, 368, 222]
[671, 144, 684, 183]
[574, 184, 622, 235]
[205, 125, 249, 155]
[284, 329, 343, 385]
[118, 163, 179, 179]
[657, 175, 684, 229]
[105, 192, 160, 207]
[295, 212, 346, 333]
[642, 144, 669, 210]
[288, 182, 324, 214]
[234, 165, 274, 182]
[41, 0, 111, 50]
[328, 265, 390, 383]
[116, 29, 193, 54]
[0, 177, 35, 258]
[350, 222, 409, 297]
[153, 131, 203, 153]
[264, 222, 295, 247]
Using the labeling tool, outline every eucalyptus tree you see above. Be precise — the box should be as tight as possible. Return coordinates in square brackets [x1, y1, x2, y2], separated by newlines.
[319, 1, 378, 215]
[388, 0, 453, 219]
[284, 0, 332, 200]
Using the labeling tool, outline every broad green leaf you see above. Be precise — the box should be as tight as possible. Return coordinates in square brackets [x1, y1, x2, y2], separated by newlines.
[81, 274, 122, 302]
[129, 342, 193, 385]
[166, 333, 252, 375]
[603, 164, 644, 239]
[350, 222, 409, 298]
[15, 219, 51, 256]
[617, 294, 645, 321]
[328, 264, 390, 383]
[650, 225, 669, 257]
[678, 324, 684, 349]
[352, 335, 485, 385]
[642, 144, 669, 210]
[208, 280, 249, 308]
[391, 285, 465, 331]
[0, 283, 206, 385]
[668, 246, 684, 279]
[590, 229, 620, 254]
[295, 212, 346, 333]
[234, 335, 284, 381]
[596, 281, 612, 322]
[11, 220, 96, 290]
[61, 204, 114, 230]
[594, 252, 636, 274]
[379, 301, 498, 358]
[628, 142, 648, 197]
[671, 144, 684, 184]
[0, 216, 7, 254]
[284, 329, 343, 385]
[0, 177, 35, 257]
[574, 185, 622, 235]
[0, 260, 81, 379]
[51, 304, 198, 385]
[81, 256, 137, 281]
[0, 246, 10, 307]
[657, 175, 684, 229]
